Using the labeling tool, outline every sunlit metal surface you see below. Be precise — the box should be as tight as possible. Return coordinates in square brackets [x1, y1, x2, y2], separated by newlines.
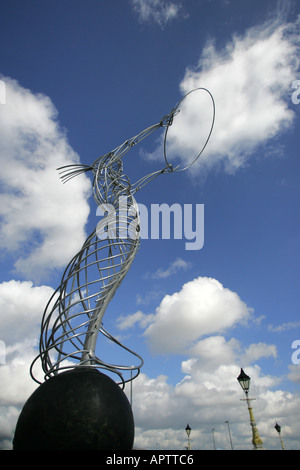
[30, 88, 215, 387]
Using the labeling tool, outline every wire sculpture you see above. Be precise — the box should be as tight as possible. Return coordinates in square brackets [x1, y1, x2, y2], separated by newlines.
[30, 88, 215, 388]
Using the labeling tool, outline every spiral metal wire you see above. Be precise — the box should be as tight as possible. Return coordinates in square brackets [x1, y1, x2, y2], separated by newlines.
[30, 88, 215, 387]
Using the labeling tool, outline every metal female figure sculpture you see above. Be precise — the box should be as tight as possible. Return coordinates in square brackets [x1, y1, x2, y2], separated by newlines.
[13, 88, 215, 450]
[29, 88, 215, 388]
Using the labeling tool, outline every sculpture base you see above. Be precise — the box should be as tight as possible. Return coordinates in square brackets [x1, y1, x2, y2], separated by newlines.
[13, 367, 134, 450]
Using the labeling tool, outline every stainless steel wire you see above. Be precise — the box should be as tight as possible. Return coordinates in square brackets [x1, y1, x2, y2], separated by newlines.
[30, 88, 215, 387]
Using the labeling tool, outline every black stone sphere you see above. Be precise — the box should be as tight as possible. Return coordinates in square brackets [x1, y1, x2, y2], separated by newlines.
[13, 368, 134, 450]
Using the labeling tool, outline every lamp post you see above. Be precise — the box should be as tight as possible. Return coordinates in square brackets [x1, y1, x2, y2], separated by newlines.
[237, 368, 264, 450]
[211, 428, 216, 450]
[225, 420, 233, 450]
[185, 424, 191, 450]
[275, 423, 285, 450]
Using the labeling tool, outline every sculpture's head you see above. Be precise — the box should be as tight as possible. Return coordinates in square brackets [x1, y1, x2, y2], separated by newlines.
[57, 87, 215, 195]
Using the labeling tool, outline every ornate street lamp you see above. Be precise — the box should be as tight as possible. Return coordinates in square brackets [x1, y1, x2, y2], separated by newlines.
[237, 368, 264, 450]
[185, 424, 191, 450]
[275, 422, 285, 450]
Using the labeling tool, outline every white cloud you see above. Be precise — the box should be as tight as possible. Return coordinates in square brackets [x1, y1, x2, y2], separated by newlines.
[150, 15, 300, 175]
[0, 280, 54, 345]
[144, 257, 191, 279]
[129, 361, 300, 450]
[131, 0, 184, 28]
[0, 406, 21, 449]
[287, 365, 300, 383]
[0, 76, 93, 448]
[117, 310, 155, 330]
[0, 345, 41, 406]
[0, 275, 293, 450]
[0, 343, 44, 450]
[131, 373, 174, 429]
[0, 279, 56, 449]
[181, 337, 278, 386]
[0, 77, 91, 281]
[241, 342, 277, 365]
[184, 336, 241, 372]
[143, 276, 252, 354]
[268, 321, 300, 332]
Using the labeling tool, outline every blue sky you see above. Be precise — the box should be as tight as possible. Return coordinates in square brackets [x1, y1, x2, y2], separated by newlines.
[0, 0, 299, 450]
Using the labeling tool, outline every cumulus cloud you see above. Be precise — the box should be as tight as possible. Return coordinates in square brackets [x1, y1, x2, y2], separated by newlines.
[148, 15, 300, 175]
[0, 280, 52, 449]
[143, 276, 252, 354]
[182, 337, 278, 384]
[0, 342, 44, 449]
[129, 361, 299, 450]
[0, 279, 52, 403]
[0, 406, 21, 450]
[287, 365, 300, 383]
[0, 280, 54, 345]
[184, 336, 241, 372]
[131, 0, 184, 28]
[241, 342, 277, 364]
[0, 77, 91, 281]
[0, 78, 92, 448]
[116, 279, 286, 449]
[0, 344, 42, 405]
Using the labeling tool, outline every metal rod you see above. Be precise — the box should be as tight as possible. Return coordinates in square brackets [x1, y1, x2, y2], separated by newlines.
[225, 420, 233, 450]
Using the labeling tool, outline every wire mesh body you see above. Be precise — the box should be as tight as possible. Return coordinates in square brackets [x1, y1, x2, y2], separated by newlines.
[30, 116, 174, 386]
[30, 152, 146, 386]
[30, 88, 215, 386]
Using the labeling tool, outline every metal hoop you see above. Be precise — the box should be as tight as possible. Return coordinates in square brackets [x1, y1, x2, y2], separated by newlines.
[163, 87, 216, 172]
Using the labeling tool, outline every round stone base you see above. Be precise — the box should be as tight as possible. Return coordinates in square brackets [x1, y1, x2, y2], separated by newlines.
[13, 368, 134, 450]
